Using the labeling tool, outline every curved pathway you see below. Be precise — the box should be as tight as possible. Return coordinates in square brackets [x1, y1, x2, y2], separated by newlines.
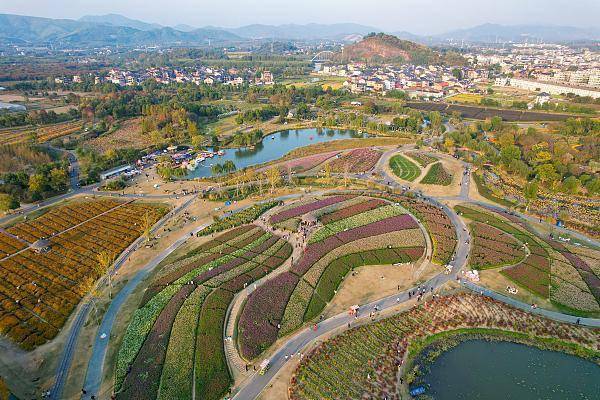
[462, 281, 600, 327]
[78, 192, 317, 399]
[232, 194, 470, 399]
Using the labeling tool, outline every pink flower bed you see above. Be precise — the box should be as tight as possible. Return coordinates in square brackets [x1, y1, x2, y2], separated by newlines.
[327, 148, 382, 173]
[270, 195, 354, 224]
[237, 271, 299, 359]
[281, 151, 339, 173]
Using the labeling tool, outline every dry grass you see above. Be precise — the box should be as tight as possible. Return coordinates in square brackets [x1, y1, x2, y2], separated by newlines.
[322, 261, 439, 318]
[86, 118, 147, 153]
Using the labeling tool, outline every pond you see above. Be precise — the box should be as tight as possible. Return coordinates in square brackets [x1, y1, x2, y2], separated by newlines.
[421, 339, 599, 400]
[185, 128, 366, 179]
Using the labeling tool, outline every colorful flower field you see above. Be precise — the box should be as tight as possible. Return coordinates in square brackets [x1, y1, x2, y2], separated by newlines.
[394, 195, 457, 264]
[389, 154, 421, 182]
[278, 151, 340, 173]
[114, 225, 292, 400]
[484, 207, 600, 308]
[467, 222, 526, 269]
[309, 204, 411, 243]
[320, 198, 387, 224]
[420, 162, 453, 186]
[269, 195, 354, 224]
[0, 230, 27, 257]
[455, 205, 553, 299]
[405, 151, 438, 167]
[0, 199, 166, 350]
[289, 293, 599, 400]
[1, 121, 83, 146]
[237, 196, 425, 360]
[326, 148, 382, 173]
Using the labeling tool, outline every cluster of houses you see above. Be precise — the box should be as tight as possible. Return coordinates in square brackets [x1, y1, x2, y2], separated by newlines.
[59, 66, 274, 87]
[471, 43, 600, 98]
[319, 63, 485, 99]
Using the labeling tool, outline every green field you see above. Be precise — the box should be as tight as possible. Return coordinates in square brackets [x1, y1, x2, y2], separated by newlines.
[420, 162, 453, 186]
[389, 154, 421, 182]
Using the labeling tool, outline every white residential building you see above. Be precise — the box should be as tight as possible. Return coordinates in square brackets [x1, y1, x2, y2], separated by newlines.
[496, 78, 600, 99]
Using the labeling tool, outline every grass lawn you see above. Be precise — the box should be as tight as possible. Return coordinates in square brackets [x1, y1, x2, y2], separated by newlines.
[389, 154, 421, 182]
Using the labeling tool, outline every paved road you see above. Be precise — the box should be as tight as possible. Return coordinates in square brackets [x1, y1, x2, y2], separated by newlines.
[49, 196, 196, 400]
[462, 281, 600, 328]
[45, 144, 80, 190]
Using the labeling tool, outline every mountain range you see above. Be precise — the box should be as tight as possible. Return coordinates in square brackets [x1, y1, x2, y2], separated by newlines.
[0, 13, 598, 48]
[431, 23, 600, 43]
[0, 13, 240, 47]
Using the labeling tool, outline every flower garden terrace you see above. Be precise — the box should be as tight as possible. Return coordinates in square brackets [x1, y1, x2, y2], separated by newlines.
[112, 191, 461, 400]
[236, 191, 457, 361]
[456, 204, 600, 316]
[0, 198, 167, 350]
[288, 293, 600, 400]
[114, 225, 293, 400]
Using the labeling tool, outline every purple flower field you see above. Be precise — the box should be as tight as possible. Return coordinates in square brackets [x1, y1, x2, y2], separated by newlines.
[238, 271, 299, 359]
[270, 195, 353, 224]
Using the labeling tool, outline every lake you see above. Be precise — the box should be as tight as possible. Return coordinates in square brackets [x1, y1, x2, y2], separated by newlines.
[421, 339, 599, 399]
[185, 128, 366, 179]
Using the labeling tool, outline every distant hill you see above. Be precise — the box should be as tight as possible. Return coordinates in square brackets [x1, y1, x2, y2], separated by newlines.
[172, 23, 198, 32]
[79, 14, 162, 31]
[0, 13, 240, 47]
[227, 23, 378, 40]
[437, 23, 600, 43]
[338, 33, 466, 65]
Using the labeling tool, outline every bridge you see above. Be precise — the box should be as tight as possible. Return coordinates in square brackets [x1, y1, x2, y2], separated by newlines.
[311, 51, 335, 63]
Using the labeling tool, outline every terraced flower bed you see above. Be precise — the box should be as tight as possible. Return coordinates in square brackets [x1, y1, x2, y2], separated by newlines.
[455, 205, 553, 298]
[309, 204, 412, 244]
[326, 148, 382, 173]
[320, 198, 386, 224]
[389, 154, 421, 182]
[338, 191, 457, 265]
[289, 294, 599, 400]
[0, 199, 167, 349]
[405, 152, 438, 167]
[269, 195, 354, 224]
[467, 222, 526, 269]
[420, 162, 452, 186]
[237, 196, 425, 359]
[397, 196, 457, 264]
[114, 225, 292, 400]
[467, 205, 600, 312]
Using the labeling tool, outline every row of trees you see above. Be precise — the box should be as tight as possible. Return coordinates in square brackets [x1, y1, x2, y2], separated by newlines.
[0, 108, 80, 129]
[0, 161, 69, 208]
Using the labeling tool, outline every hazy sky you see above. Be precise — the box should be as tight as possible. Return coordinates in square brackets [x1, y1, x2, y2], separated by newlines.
[1, 0, 599, 34]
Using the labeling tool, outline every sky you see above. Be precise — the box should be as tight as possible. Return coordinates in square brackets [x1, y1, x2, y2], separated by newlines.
[1, 0, 599, 35]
